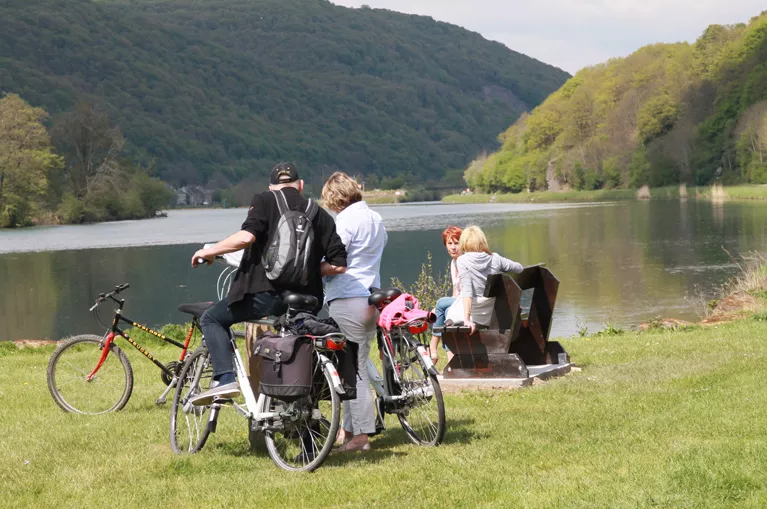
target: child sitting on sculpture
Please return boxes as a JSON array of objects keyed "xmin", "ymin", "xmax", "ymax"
[{"xmin": 445, "ymin": 225, "xmax": 524, "ymax": 334}]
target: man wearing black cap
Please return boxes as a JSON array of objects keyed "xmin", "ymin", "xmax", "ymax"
[{"xmin": 189, "ymin": 162, "xmax": 348, "ymax": 403}]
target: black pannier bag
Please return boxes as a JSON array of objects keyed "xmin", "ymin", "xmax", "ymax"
[
  {"xmin": 309, "ymin": 341, "xmax": 358, "ymax": 402},
  {"xmin": 253, "ymin": 332, "xmax": 313, "ymax": 402},
  {"xmin": 291, "ymin": 312, "xmax": 358, "ymax": 401},
  {"xmin": 334, "ymin": 341, "xmax": 359, "ymax": 401}
]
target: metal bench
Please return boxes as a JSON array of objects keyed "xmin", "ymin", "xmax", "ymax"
[{"xmin": 437, "ymin": 265, "xmax": 569, "ymax": 379}]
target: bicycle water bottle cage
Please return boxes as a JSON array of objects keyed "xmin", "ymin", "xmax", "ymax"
[
  {"xmin": 368, "ymin": 288, "xmax": 402, "ymax": 309},
  {"xmin": 280, "ymin": 291, "xmax": 318, "ymax": 312}
]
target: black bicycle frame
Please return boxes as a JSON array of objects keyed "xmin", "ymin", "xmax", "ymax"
[{"xmin": 106, "ymin": 297, "xmax": 197, "ymax": 378}]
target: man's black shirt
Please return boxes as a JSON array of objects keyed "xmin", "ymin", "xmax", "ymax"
[{"xmin": 227, "ymin": 187, "xmax": 347, "ymax": 305}]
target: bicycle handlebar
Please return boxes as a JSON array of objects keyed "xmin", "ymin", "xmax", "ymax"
[
  {"xmin": 195, "ymin": 255, "xmax": 225, "ymax": 266},
  {"xmin": 89, "ymin": 283, "xmax": 130, "ymax": 311}
]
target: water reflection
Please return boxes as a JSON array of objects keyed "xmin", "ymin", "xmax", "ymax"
[{"xmin": 0, "ymin": 201, "xmax": 765, "ymax": 341}]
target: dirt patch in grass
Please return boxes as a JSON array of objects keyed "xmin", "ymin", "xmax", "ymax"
[{"xmin": 12, "ymin": 339, "xmax": 57, "ymax": 349}]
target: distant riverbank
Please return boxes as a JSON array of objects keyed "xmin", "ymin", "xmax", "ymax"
[{"xmin": 442, "ymin": 184, "xmax": 767, "ymax": 204}]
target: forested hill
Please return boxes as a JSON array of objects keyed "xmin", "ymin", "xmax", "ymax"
[
  {"xmin": 0, "ymin": 0, "xmax": 568, "ymax": 188},
  {"xmin": 465, "ymin": 12, "xmax": 767, "ymax": 193}
]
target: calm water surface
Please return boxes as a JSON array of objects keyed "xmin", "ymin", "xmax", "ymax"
[{"xmin": 1, "ymin": 200, "xmax": 765, "ymax": 341}]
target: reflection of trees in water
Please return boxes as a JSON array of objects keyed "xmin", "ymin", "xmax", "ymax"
[
  {"xmin": 3, "ymin": 202, "xmax": 766, "ymax": 340},
  {"xmin": 0, "ymin": 252, "xmax": 58, "ymax": 341},
  {"xmin": 1, "ymin": 246, "xmax": 221, "ymax": 341},
  {"xmin": 712, "ymin": 201, "xmax": 725, "ymax": 229},
  {"xmin": 483, "ymin": 201, "xmax": 765, "ymax": 327}
]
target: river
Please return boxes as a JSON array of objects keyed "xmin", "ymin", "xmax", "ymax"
[{"xmin": 1, "ymin": 200, "xmax": 765, "ymax": 341}]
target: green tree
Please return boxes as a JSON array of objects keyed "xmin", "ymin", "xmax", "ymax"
[
  {"xmin": 628, "ymin": 147, "xmax": 651, "ymax": 187},
  {"xmin": 0, "ymin": 0, "xmax": 569, "ymax": 187},
  {"xmin": 0, "ymin": 94, "xmax": 62, "ymax": 227},
  {"xmin": 52, "ymin": 102, "xmax": 125, "ymax": 199},
  {"xmin": 471, "ymin": 12, "xmax": 767, "ymax": 191}
]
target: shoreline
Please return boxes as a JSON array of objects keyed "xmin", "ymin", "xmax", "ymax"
[
  {"xmin": 4, "ymin": 185, "xmax": 766, "ymax": 229},
  {"xmin": 442, "ymin": 184, "xmax": 767, "ymax": 204}
]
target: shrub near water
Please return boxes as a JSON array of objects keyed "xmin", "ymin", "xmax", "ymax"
[{"xmin": 390, "ymin": 252, "xmax": 452, "ymax": 312}]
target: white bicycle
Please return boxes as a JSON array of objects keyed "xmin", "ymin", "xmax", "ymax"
[{"xmin": 169, "ymin": 254, "xmax": 348, "ymax": 472}]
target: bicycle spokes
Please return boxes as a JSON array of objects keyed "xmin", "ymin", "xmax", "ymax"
[
  {"xmin": 47, "ymin": 335, "xmax": 133, "ymax": 415},
  {"xmin": 264, "ymin": 358, "xmax": 340, "ymax": 472},
  {"xmin": 170, "ymin": 348, "xmax": 213, "ymax": 454},
  {"xmin": 392, "ymin": 339, "xmax": 446, "ymax": 446}
]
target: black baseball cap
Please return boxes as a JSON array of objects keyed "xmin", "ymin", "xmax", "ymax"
[{"xmin": 270, "ymin": 162, "xmax": 300, "ymax": 185}]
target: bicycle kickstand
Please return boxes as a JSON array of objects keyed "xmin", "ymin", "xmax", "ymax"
[{"xmin": 155, "ymin": 378, "xmax": 177, "ymax": 406}]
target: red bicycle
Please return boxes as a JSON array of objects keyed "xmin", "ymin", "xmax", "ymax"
[{"xmin": 46, "ymin": 284, "xmax": 209, "ymax": 414}]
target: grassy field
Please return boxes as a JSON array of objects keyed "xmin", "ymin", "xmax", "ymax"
[
  {"xmin": 3, "ymin": 316, "xmax": 767, "ymax": 508},
  {"xmin": 442, "ymin": 184, "xmax": 767, "ymax": 204}
]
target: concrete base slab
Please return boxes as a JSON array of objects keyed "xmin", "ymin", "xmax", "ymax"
[{"xmin": 437, "ymin": 362, "xmax": 573, "ymax": 392}]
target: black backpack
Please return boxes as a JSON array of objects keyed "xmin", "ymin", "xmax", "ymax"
[{"xmin": 261, "ymin": 190, "xmax": 319, "ymax": 287}]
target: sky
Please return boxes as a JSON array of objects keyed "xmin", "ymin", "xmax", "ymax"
[{"xmin": 331, "ymin": 1, "xmax": 765, "ymax": 74}]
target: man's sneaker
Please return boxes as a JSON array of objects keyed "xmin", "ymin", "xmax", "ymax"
[{"xmin": 189, "ymin": 381, "xmax": 240, "ymax": 406}]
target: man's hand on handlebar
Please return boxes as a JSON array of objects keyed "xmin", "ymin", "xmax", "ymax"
[{"xmin": 191, "ymin": 249, "xmax": 215, "ymax": 268}]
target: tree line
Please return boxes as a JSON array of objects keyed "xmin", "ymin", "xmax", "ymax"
[
  {"xmin": 0, "ymin": 0, "xmax": 569, "ymax": 193},
  {"xmin": 465, "ymin": 12, "xmax": 767, "ymax": 193},
  {"xmin": 0, "ymin": 94, "xmax": 172, "ymax": 228}
]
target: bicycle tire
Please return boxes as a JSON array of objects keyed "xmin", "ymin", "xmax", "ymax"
[
  {"xmin": 170, "ymin": 346, "xmax": 214, "ymax": 454},
  {"xmin": 398, "ymin": 371, "xmax": 446, "ymax": 446},
  {"xmin": 393, "ymin": 338, "xmax": 446, "ymax": 446},
  {"xmin": 264, "ymin": 356, "xmax": 340, "ymax": 472},
  {"xmin": 47, "ymin": 334, "xmax": 134, "ymax": 415}
]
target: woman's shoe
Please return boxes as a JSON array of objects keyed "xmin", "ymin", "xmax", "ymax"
[{"xmin": 336, "ymin": 440, "xmax": 371, "ymax": 453}]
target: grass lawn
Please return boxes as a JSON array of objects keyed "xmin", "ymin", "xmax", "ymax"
[{"xmin": 3, "ymin": 318, "xmax": 767, "ymax": 508}]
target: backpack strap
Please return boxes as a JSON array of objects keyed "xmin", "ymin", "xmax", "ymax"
[
  {"xmin": 298, "ymin": 200, "xmax": 319, "ymax": 287},
  {"xmin": 304, "ymin": 199, "xmax": 319, "ymax": 221},
  {"xmin": 271, "ymin": 189, "xmax": 290, "ymax": 215}
]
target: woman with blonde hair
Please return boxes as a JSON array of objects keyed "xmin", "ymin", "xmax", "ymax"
[
  {"xmin": 445, "ymin": 225, "xmax": 524, "ymax": 334},
  {"xmin": 321, "ymin": 171, "xmax": 387, "ymax": 453}
]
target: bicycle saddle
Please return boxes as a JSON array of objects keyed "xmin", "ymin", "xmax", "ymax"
[
  {"xmin": 280, "ymin": 291, "xmax": 318, "ymax": 311},
  {"xmin": 368, "ymin": 288, "xmax": 402, "ymax": 308},
  {"xmin": 178, "ymin": 301, "xmax": 215, "ymax": 318}
]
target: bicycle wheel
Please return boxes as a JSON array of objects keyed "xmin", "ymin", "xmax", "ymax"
[
  {"xmin": 170, "ymin": 346, "xmax": 214, "ymax": 454},
  {"xmin": 393, "ymin": 339, "xmax": 446, "ymax": 446},
  {"xmin": 47, "ymin": 334, "xmax": 133, "ymax": 415},
  {"xmin": 264, "ymin": 354, "xmax": 340, "ymax": 472}
]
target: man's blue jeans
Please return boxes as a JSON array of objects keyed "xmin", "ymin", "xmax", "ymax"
[{"xmin": 200, "ymin": 292, "xmax": 281, "ymax": 378}]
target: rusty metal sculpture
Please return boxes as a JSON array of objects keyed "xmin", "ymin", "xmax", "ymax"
[{"xmin": 438, "ymin": 265, "xmax": 569, "ymax": 379}]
